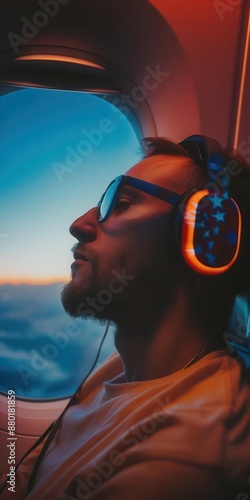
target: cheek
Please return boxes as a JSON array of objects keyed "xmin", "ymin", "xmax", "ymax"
[
  {"xmin": 121, "ymin": 221, "xmax": 172, "ymax": 276},
  {"xmin": 98, "ymin": 212, "xmax": 175, "ymax": 278},
  {"xmin": 93, "ymin": 239, "xmax": 126, "ymax": 283}
]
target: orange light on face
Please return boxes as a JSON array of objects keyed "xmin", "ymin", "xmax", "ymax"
[
  {"xmin": 181, "ymin": 189, "xmax": 242, "ymax": 275},
  {"xmin": 15, "ymin": 55, "xmax": 105, "ymax": 71}
]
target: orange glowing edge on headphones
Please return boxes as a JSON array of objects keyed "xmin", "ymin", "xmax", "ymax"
[{"xmin": 181, "ymin": 189, "xmax": 242, "ymax": 275}]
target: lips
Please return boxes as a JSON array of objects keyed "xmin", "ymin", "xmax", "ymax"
[
  {"xmin": 71, "ymin": 252, "xmax": 90, "ymax": 276},
  {"xmin": 73, "ymin": 250, "xmax": 90, "ymax": 262}
]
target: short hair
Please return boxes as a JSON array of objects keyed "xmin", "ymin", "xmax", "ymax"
[{"xmin": 140, "ymin": 136, "xmax": 250, "ymax": 337}]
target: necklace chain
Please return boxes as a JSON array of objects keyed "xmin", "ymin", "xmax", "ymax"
[{"xmin": 183, "ymin": 348, "xmax": 208, "ymax": 370}]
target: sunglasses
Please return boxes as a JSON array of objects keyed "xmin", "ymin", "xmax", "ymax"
[{"xmin": 97, "ymin": 175, "xmax": 181, "ymax": 222}]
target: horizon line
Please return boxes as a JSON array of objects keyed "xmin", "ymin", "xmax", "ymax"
[{"xmin": 0, "ymin": 276, "xmax": 69, "ymax": 286}]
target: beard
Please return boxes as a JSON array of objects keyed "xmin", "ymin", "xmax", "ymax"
[
  {"xmin": 61, "ymin": 265, "xmax": 137, "ymax": 322},
  {"xmin": 61, "ymin": 249, "xmax": 180, "ymax": 329},
  {"xmin": 62, "ymin": 214, "xmax": 180, "ymax": 326},
  {"xmin": 61, "ymin": 280, "xmax": 91, "ymax": 318},
  {"xmin": 61, "ymin": 259, "xmax": 106, "ymax": 319}
]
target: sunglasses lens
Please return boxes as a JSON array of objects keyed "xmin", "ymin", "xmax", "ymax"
[{"xmin": 99, "ymin": 180, "xmax": 118, "ymax": 221}]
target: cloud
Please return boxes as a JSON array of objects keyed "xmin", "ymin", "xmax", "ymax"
[{"xmin": 0, "ymin": 284, "xmax": 114, "ymax": 399}]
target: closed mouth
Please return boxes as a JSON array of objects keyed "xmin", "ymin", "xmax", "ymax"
[{"xmin": 73, "ymin": 251, "xmax": 90, "ymax": 262}]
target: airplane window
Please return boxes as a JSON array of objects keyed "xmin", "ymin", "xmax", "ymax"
[{"xmin": 0, "ymin": 88, "xmax": 140, "ymax": 400}]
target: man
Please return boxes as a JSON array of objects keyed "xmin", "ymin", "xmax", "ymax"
[{"xmin": 1, "ymin": 135, "xmax": 250, "ymax": 499}]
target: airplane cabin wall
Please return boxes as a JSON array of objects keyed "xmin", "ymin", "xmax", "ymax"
[
  {"xmin": 1, "ymin": 0, "xmax": 249, "ymax": 151},
  {"xmin": 149, "ymin": 0, "xmax": 249, "ymax": 150}
]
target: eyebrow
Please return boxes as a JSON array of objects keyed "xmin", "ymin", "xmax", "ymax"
[
  {"xmin": 124, "ymin": 175, "xmax": 181, "ymax": 205},
  {"xmin": 120, "ymin": 185, "xmax": 140, "ymax": 196},
  {"xmin": 119, "ymin": 184, "xmax": 157, "ymax": 205}
]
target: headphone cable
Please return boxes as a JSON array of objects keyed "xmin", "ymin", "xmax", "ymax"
[{"xmin": 0, "ymin": 321, "xmax": 110, "ymax": 496}]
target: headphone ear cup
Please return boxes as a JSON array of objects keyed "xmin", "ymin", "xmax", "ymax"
[{"xmin": 176, "ymin": 190, "xmax": 242, "ymax": 275}]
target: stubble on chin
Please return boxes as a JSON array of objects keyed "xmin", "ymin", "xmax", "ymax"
[
  {"xmin": 61, "ymin": 280, "xmax": 82, "ymax": 317},
  {"xmin": 61, "ymin": 274, "xmax": 112, "ymax": 320}
]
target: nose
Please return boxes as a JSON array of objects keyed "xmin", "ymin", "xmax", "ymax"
[{"xmin": 70, "ymin": 207, "xmax": 99, "ymax": 242}]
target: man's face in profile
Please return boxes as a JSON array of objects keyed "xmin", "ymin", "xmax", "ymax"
[{"xmin": 61, "ymin": 155, "xmax": 190, "ymax": 324}]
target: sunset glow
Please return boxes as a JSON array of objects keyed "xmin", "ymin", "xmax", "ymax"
[{"xmin": 0, "ymin": 88, "xmax": 140, "ymax": 285}]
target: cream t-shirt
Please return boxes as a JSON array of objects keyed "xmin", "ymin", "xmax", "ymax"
[{"xmin": 1, "ymin": 349, "xmax": 250, "ymax": 499}]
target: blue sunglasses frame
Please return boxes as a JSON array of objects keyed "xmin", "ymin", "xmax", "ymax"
[{"xmin": 97, "ymin": 175, "xmax": 181, "ymax": 222}]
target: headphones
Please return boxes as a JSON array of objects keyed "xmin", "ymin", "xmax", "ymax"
[{"xmin": 176, "ymin": 135, "xmax": 242, "ymax": 276}]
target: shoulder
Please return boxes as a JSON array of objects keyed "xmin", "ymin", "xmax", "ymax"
[
  {"xmin": 76, "ymin": 351, "xmax": 123, "ymax": 401},
  {"xmin": 183, "ymin": 349, "xmax": 250, "ymax": 405},
  {"xmin": 182, "ymin": 349, "xmax": 250, "ymax": 438},
  {"xmin": 220, "ymin": 354, "xmax": 250, "ymax": 490},
  {"xmin": 181, "ymin": 350, "xmax": 250, "ymax": 491}
]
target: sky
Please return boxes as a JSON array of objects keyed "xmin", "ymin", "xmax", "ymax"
[{"xmin": 0, "ymin": 88, "xmax": 140, "ymax": 284}]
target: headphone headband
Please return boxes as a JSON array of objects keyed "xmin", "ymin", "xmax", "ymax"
[{"xmin": 179, "ymin": 134, "xmax": 225, "ymax": 168}]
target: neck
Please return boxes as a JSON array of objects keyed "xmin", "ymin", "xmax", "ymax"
[{"xmin": 114, "ymin": 285, "xmax": 223, "ymax": 382}]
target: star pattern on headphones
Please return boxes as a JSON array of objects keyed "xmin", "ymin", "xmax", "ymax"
[
  {"xmin": 205, "ymin": 252, "xmax": 217, "ymax": 266},
  {"xmin": 209, "ymin": 194, "xmax": 224, "ymax": 209},
  {"xmin": 211, "ymin": 210, "xmax": 226, "ymax": 223},
  {"xmin": 224, "ymin": 230, "xmax": 238, "ymax": 245},
  {"xmin": 193, "ymin": 193, "xmax": 238, "ymax": 267}
]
